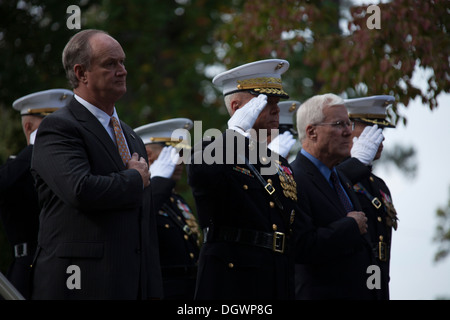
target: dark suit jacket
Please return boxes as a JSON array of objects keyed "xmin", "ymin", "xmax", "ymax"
[
  {"xmin": 0, "ymin": 145, "xmax": 39, "ymax": 298},
  {"xmin": 30, "ymin": 98, "xmax": 162, "ymax": 300},
  {"xmin": 187, "ymin": 130, "xmax": 299, "ymax": 299},
  {"xmin": 290, "ymin": 152, "xmax": 377, "ymax": 300}
]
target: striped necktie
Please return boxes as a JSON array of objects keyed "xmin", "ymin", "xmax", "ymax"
[
  {"xmin": 110, "ymin": 116, "xmax": 131, "ymax": 165},
  {"xmin": 330, "ymin": 171, "xmax": 353, "ymax": 213}
]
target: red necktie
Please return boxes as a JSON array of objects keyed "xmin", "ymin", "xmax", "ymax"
[
  {"xmin": 330, "ymin": 171, "xmax": 353, "ymax": 213},
  {"xmin": 110, "ymin": 116, "xmax": 131, "ymax": 165}
]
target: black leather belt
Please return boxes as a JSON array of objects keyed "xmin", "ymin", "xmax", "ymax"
[{"xmin": 204, "ymin": 226, "xmax": 286, "ymax": 254}]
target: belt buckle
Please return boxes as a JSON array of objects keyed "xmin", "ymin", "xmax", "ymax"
[
  {"xmin": 273, "ymin": 232, "xmax": 285, "ymax": 253},
  {"xmin": 183, "ymin": 225, "xmax": 192, "ymax": 235},
  {"xmin": 14, "ymin": 242, "xmax": 28, "ymax": 258},
  {"xmin": 372, "ymin": 197, "xmax": 382, "ymax": 209},
  {"xmin": 265, "ymin": 183, "xmax": 275, "ymax": 195}
]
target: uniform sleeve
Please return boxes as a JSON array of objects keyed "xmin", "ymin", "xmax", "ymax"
[
  {"xmin": 337, "ymin": 157, "xmax": 372, "ymax": 184},
  {"xmin": 0, "ymin": 145, "xmax": 33, "ymax": 193}
]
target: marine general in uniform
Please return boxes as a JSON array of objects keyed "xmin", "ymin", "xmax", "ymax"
[{"xmin": 187, "ymin": 59, "xmax": 300, "ymax": 299}]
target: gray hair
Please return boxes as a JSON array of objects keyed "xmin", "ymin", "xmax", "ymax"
[
  {"xmin": 296, "ymin": 93, "xmax": 344, "ymax": 143},
  {"xmin": 224, "ymin": 91, "xmax": 241, "ymax": 115},
  {"xmin": 62, "ymin": 29, "xmax": 108, "ymax": 88}
]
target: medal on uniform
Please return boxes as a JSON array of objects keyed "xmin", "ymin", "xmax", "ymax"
[
  {"xmin": 380, "ymin": 190, "xmax": 398, "ymax": 230},
  {"xmin": 275, "ymin": 161, "xmax": 297, "ymax": 201}
]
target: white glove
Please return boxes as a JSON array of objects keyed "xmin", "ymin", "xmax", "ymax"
[
  {"xmin": 268, "ymin": 131, "xmax": 296, "ymax": 158},
  {"xmin": 149, "ymin": 146, "xmax": 180, "ymax": 178},
  {"xmin": 227, "ymin": 94, "xmax": 268, "ymax": 135},
  {"xmin": 351, "ymin": 125, "xmax": 384, "ymax": 165},
  {"xmin": 29, "ymin": 129, "xmax": 38, "ymax": 145}
]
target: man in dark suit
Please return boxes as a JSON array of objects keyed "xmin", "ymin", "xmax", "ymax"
[
  {"xmin": 338, "ymin": 95, "xmax": 398, "ymax": 299},
  {"xmin": 0, "ymin": 89, "xmax": 72, "ymax": 299},
  {"xmin": 135, "ymin": 118, "xmax": 200, "ymax": 299},
  {"xmin": 187, "ymin": 59, "xmax": 301, "ymax": 299},
  {"xmin": 291, "ymin": 93, "xmax": 377, "ymax": 299},
  {"xmin": 30, "ymin": 29, "xmax": 162, "ymax": 299}
]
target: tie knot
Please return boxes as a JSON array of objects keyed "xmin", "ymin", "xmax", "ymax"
[
  {"xmin": 330, "ymin": 171, "xmax": 339, "ymax": 183},
  {"xmin": 111, "ymin": 116, "xmax": 120, "ymax": 127}
]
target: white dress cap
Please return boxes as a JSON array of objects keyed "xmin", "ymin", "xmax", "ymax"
[
  {"xmin": 13, "ymin": 89, "xmax": 73, "ymax": 116},
  {"xmin": 134, "ymin": 118, "xmax": 194, "ymax": 148},
  {"xmin": 212, "ymin": 59, "xmax": 290, "ymax": 98},
  {"xmin": 344, "ymin": 95, "xmax": 396, "ymax": 128}
]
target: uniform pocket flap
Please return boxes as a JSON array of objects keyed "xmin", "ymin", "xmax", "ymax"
[{"xmin": 56, "ymin": 242, "xmax": 104, "ymax": 259}]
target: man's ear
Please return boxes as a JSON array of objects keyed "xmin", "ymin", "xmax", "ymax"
[
  {"xmin": 23, "ymin": 120, "xmax": 33, "ymax": 138},
  {"xmin": 74, "ymin": 64, "xmax": 87, "ymax": 84},
  {"xmin": 230, "ymin": 99, "xmax": 240, "ymax": 114},
  {"xmin": 306, "ymin": 124, "xmax": 317, "ymax": 140}
]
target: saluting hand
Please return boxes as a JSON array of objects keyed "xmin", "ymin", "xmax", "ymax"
[
  {"xmin": 127, "ymin": 152, "xmax": 151, "ymax": 187},
  {"xmin": 227, "ymin": 94, "xmax": 268, "ymax": 135}
]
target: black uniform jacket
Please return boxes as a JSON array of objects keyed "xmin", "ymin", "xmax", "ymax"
[
  {"xmin": 338, "ymin": 157, "xmax": 396, "ymax": 300},
  {"xmin": 151, "ymin": 176, "xmax": 200, "ymax": 300},
  {"xmin": 0, "ymin": 145, "xmax": 39, "ymax": 298},
  {"xmin": 290, "ymin": 152, "xmax": 377, "ymax": 300},
  {"xmin": 30, "ymin": 98, "xmax": 162, "ymax": 300},
  {"xmin": 187, "ymin": 130, "xmax": 301, "ymax": 299}
]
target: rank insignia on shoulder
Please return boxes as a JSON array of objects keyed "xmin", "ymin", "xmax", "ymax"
[{"xmin": 233, "ymin": 166, "xmax": 253, "ymax": 177}]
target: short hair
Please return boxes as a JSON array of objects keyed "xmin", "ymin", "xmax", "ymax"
[
  {"xmin": 62, "ymin": 29, "xmax": 108, "ymax": 89},
  {"xmin": 224, "ymin": 91, "xmax": 254, "ymax": 115},
  {"xmin": 296, "ymin": 93, "xmax": 344, "ymax": 143}
]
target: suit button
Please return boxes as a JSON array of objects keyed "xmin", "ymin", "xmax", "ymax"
[
  {"xmin": 184, "ymin": 234, "xmax": 189, "ymax": 240},
  {"xmin": 165, "ymin": 224, "xmax": 170, "ymax": 229},
  {"xmin": 272, "ymin": 224, "xmax": 278, "ymax": 231},
  {"xmin": 269, "ymin": 201, "xmax": 275, "ymax": 208},
  {"xmin": 189, "ymin": 253, "xmax": 195, "ymax": 259},
  {"xmin": 243, "ymin": 184, "xmax": 248, "ymax": 190},
  {"xmin": 377, "ymin": 216, "xmax": 382, "ymax": 222},
  {"xmin": 228, "ymin": 263, "xmax": 234, "ymax": 268},
  {"xmin": 267, "ymin": 179, "xmax": 273, "ymax": 185}
]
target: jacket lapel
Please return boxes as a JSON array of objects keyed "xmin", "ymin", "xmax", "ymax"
[
  {"xmin": 298, "ymin": 153, "xmax": 347, "ymax": 216},
  {"xmin": 67, "ymin": 98, "xmax": 126, "ymax": 169}
]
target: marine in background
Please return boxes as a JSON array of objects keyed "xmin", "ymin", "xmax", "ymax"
[{"xmin": 135, "ymin": 118, "xmax": 200, "ymax": 299}]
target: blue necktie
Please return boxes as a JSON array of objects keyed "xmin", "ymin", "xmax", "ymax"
[{"xmin": 330, "ymin": 171, "xmax": 353, "ymax": 213}]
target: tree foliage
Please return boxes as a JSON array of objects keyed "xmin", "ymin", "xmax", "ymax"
[
  {"xmin": 308, "ymin": 0, "xmax": 449, "ymax": 126},
  {"xmin": 434, "ymin": 187, "xmax": 450, "ymax": 263}
]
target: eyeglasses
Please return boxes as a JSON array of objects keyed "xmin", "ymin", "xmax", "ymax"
[{"xmin": 314, "ymin": 120, "xmax": 353, "ymax": 130}]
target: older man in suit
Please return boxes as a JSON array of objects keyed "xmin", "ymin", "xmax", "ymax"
[
  {"xmin": 291, "ymin": 93, "xmax": 377, "ymax": 299},
  {"xmin": 30, "ymin": 29, "xmax": 162, "ymax": 299}
]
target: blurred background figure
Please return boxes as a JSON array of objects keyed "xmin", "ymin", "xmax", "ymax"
[
  {"xmin": 135, "ymin": 118, "xmax": 200, "ymax": 300},
  {"xmin": 0, "ymin": 89, "xmax": 73, "ymax": 299},
  {"xmin": 338, "ymin": 95, "xmax": 398, "ymax": 299},
  {"xmin": 268, "ymin": 100, "xmax": 300, "ymax": 159}
]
